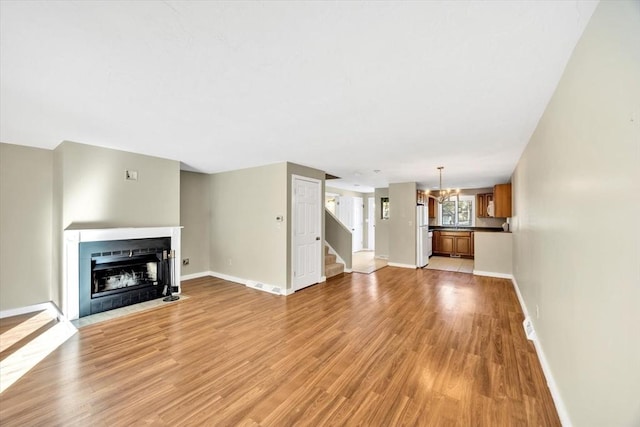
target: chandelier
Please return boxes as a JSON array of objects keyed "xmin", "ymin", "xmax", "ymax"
[{"xmin": 430, "ymin": 166, "xmax": 459, "ymax": 204}]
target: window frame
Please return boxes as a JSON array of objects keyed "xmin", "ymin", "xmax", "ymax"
[{"xmin": 438, "ymin": 194, "xmax": 475, "ymax": 227}]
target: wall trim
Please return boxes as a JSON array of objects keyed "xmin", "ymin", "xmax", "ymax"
[
  {"xmin": 0, "ymin": 302, "xmax": 57, "ymax": 319},
  {"xmin": 472, "ymin": 270, "xmax": 514, "ymax": 280},
  {"xmin": 511, "ymin": 277, "xmax": 572, "ymax": 427},
  {"xmin": 180, "ymin": 271, "xmax": 212, "ymax": 281},
  {"xmin": 387, "ymin": 262, "xmax": 416, "ymax": 269},
  {"xmin": 208, "ymin": 270, "xmax": 288, "ymax": 296}
]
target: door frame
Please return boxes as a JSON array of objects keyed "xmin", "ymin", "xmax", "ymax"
[
  {"xmin": 291, "ymin": 174, "xmax": 323, "ymax": 291},
  {"xmin": 367, "ymin": 196, "xmax": 375, "ymax": 250},
  {"xmin": 352, "ymin": 196, "xmax": 364, "ymax": 252}
]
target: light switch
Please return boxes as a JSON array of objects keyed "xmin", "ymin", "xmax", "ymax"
[{"xmin": 125, "ymin": 170, "xmax": 138, "ymax": 181}]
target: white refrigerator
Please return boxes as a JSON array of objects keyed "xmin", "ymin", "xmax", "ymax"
[{"xmin": 416, "ymin": 206, "xmax": 430, "ymax": 267}]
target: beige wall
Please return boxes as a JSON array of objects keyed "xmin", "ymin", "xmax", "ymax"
[
  {"xmin": 209, "ymin": 163, "xmax": 288, "ymax": 288},
  {"xmin": 287, "ymin": 162, "xmax": 325, "ymax": 288},
  {"xmin": 374, "ymin": 187, "xmax": 389, "ymax": 258},
  {"xmin": 180, "ymin": 171, "xmax": 210, "ymax": 275},
  {"xmin": 511, "ymin": 2, "xmax": 640, "ymax": 425},
  {"xmin": 0, "ymin": 144, "xmax": 53, "ymax": 310},
  {"xmin": 56, "ymin": 141, "xmax": 180, "ymax": 229},
  {"xmin": 473, "ymin": 232, "xmax": 512, "ymax": 275},
  {"xmin": 388, "ymin": 182, "xmax": 417, "ymax": 266}
]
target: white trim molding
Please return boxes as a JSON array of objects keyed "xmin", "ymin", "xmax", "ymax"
[
  {"xmin": 388, "ymin": 262, "xmax": 417, "ymax": 269},
  {"xmin": 208, "ymin": 271, "xmax": 288, "ymax": 296},
  {"xmin": 181, "ymin": 271, "xmax": 212, "ymax": 281},
  {"xmin": 511, "ymin": 277, "xmax": 572, "ymax": 427},
  {"xmin": 473, "ymin": 270, "xmax": 514, "ymax": 280}
]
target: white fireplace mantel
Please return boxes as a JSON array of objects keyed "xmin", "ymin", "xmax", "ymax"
[{"xmin": 63, "ymin": 226, "xmax": 182, "ymax": 320}]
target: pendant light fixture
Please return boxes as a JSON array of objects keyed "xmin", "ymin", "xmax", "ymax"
[{"xmin": 431, "ymin": 166, "xmax": 459, "ymax": 204}]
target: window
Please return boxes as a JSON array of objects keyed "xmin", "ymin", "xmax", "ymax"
[
  {"xmin": 381, "ymin": 197, "xmax": 390, "ymax": 220},
  {"xmin": 439, "ymin": 195, "xmax": 475, "ymax": 227}
]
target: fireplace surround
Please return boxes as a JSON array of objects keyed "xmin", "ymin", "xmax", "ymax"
[{"xmin": 63, "ymin": 227, "xmax": 182, "ymax": 320}]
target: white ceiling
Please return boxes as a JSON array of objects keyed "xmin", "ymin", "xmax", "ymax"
[{"xmin": 0, "ymin": 1, "xmax": 597, "ymax": 192}]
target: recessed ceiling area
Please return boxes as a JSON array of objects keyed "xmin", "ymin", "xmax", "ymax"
[{"xmin": 0, "ymin": 1, "xmax": 598, "ymax": 192}]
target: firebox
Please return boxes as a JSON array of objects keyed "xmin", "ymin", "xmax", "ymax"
[{"xmin": 79, "ymin": 237, "xmax": 173, "ymax": 317}]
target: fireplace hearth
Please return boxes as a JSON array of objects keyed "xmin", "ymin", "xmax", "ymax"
[{"xmin": 79, "ymin": 237, "xmax": 173, "ymax": 317}]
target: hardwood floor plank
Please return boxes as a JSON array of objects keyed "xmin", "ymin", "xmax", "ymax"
[{"xmin": 0, "ymin": 268, "xmax": 560, "ymax": 426}]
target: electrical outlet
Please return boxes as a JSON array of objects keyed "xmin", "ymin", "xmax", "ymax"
[
  {"xmin": 536, "ymin": 305, "xmax": 540, "ymax": 319},
  {"xmin": 182, "ymin": 258, "xmax": 189, "ymax": 266},
  {"xmin": 523, "ymin": 317, "xmax": 536, "ymax": 341},
  {"xmin": 228, "ymin": 258, "xmax": 232, "ymax": 266}
]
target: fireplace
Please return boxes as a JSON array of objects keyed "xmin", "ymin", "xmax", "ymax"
[
  {"xmin": 78, "ymin": 237, "xmax": 174, "ymax": 317},
  {"xmin": 63, "ymin": 227, "xmax": 182, "ymax": 320}
]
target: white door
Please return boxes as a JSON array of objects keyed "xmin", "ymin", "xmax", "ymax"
[
  {"xmin": 367, "ymin": 197, "xmax": 375, "ymax": 250},
  {"xmin": 292, "ymin": 175, "xmax": 322, "ymax": 291},
  {"xmin": 338, "ymin": 196, "xmax": 353, "ymax": 230},
  {"xmin": 353, "ymin": 197, "xmax": 363, "ymax": 252}
]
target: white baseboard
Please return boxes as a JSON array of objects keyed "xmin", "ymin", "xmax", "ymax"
[
  {"xmin": 180, "ymin": 271, "xmax": 212, "ymax": 281},
  {"xmin": 0, "ymin": 302, "xmax": 57, "ymax": 319},
  {"xmin": 208, "ymin": 270, "xmax": 289, "ymax": 296},
  {"xmin": 387, "ymin": 262, "xmax": 417, "ymax": 269},
  {"xmin": 511, "ymin": 277, "xmax": 572, "ymax": 427},
  {"xmin": 473, "ymin": 270, "xmax": 514, "ymax": 280}
]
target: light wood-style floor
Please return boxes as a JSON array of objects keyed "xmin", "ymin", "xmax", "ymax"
[
  {"xmin": 351, "ymin": 250, "xmax": 388, "ymax": 274},
  {"xmin": 0, "ymin": 268, "xmax": 560, "ymax": 426}
]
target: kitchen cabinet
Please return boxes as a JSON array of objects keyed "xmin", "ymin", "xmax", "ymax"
[
  {"xmin": 428, "ymin": 198, "xmax": 436, "ymax": 219},
  {"xmin": 493, "ymin": 183, "xmax": 512, "ymax": 217},
  {"xmin": 416, "ymin": 190, "xmax": 427, "ymax": 205},
  {"xmin": 476, "ymin": 193, "xmax": 493, "ymax": 218},
  {"xmin": 433, "ymin": 230, "xmax": 474, "ymax": 258}
]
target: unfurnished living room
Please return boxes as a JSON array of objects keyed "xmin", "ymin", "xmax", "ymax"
[{"xmin": 0, "ymin": 1, "xmax": 638, "ymax": 426}]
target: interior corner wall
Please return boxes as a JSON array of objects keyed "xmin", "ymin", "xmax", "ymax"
[
  {"xmin": 511, "ymin": 1, "xmax": 640, "ymax": 425},
  {"xmin": 374, "ymin": 187, "xmax": 389, "ymax": 258},
  {"xmin": 286, "ymin": 162, "xmax": 325, "ymax": 288},
  {"xmin": 209, "ymin": 163, "xmax": 288, "ymax": 288},
  {"xmin": 0, "ymin": 143, "xmax": 53, "ymax": 310},
  {"xmin": 180, "ymin": 171, "xmax": 211, "ymax": 276},
  {"xmin": 56, "ymin": 141, "xmax": 180, "ymax": 229},
  {"xmin": 388, "ymin": 182, "xmax": 417, "ymax": 266}
]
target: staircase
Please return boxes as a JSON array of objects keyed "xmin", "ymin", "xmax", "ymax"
[{"xmin": 324, "ymin": 244, "xmax": 345, "ymax": 279}]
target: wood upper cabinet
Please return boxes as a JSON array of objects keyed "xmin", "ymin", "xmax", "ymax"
[
  {"xmin": 428, "ymin": 198, "xmax": 436, "ymax": 219},
  {"xmin": 476, "ymin": 193, "xmax": 494, "ymax": 218},
  {"xmin": 493, "ymin": 183, "xmax": 512, "ymax": 218}
]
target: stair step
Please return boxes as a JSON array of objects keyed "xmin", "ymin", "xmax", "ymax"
[
  {"xmin": 325, "ymin": 253, "xmax": 336, "ymax": 265},
  {"xmin": 325, "ymin": 262, "xmax": 345, "ymax": 279}
]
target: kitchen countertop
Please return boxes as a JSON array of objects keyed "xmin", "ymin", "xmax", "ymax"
[{"xmin": 430, "ymin": 226, "xmax": 506, "ymax": 232}]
